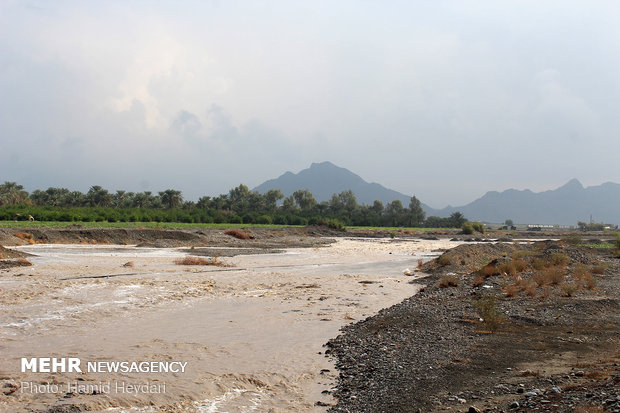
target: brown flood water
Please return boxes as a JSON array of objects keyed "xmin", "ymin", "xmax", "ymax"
[{"xmin": 0, "ymin": 238, "xmax": 460, "ymax": 412}]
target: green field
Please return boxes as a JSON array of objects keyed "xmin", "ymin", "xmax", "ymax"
[{"xmin": 0, "ymin": 221, "xmax": 456, "ymax": 231}]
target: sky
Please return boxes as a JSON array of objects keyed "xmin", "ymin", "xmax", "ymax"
[{"xmin": 1, "ymin": 0, "xmax": 620, "ymax": 208}]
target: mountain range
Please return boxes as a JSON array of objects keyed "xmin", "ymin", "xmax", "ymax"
[{"xmin": 253, "ymin": 162, "xmax": 620, "ymax": 225}]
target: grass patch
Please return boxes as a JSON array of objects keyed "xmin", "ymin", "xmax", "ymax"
[
  {"xmin": 532, "ymin": 257, "xmax": 549, "ymax": 270},
  {"xmin": 561, "ymin": 284, "xmax": 578, "ymax": 297},
  {"xmin": 550, "ymin": 252, "xmax": 570, "ymax": 266},
  {"xmin": 582, "ymin": 273, "xmax": 597, "ymax": 290},
  {"xmin": 533, "ymin": 267, "xmax": 565, "ymax": 286},
  {"xmin": 562, "ymin": 234, "xmax": 582, "ymax": 245},
  {"xmin": 438, "ymin": 275, "xmax": 459, "ymax": 288},
  {"xmin": 503, "ymin": 284, "xmax": 519, "ymax": 297},
  {"xmin": 512, "ymin": 250, "xmax": 539, "ymax": 259},
  {"xmin": 580, "ymin": 242, "xmax": 615, "ymax": 249}
]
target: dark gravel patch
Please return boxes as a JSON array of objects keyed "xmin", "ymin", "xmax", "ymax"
[{"xmin": 325, "ymin": 241, "xmax": 620, "ymax": 412}]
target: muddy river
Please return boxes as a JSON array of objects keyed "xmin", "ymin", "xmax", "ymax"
[{"xmin": 0, "ymin": 238, "xmax": 460, "ymax": 412}]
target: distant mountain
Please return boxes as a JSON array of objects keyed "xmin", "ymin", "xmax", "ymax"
[
  {"xmin": 255, "ymin": 163, "xmax": 620, "ymax": 225},
  {"xmin": 430, "ymin": 179, "xmax": 620, "ymax": 225},
  {"xmin": 253, "ymin": 161, "xmax": 426, "ymax": 208}
]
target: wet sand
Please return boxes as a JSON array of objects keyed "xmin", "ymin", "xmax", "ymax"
[{"xmin": 0, "ymin": 238, "xmax": 459, "ymax": 412}]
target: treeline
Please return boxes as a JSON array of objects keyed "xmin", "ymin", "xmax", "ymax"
[{"xmin": 0, "ymin": 182, "xmax": 467, "ymax": 228}]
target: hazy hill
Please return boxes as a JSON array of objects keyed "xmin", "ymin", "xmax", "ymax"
[
  {"xmin": 253, "ymin": 161, "xmax": 425, "ymax": 208},
  {"xmin": 430, "ymin": 179, "xmax": 620, "ymax": 225}
]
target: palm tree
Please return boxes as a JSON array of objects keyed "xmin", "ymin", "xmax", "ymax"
[
  {"xmin": 159, "ymin": 189, "xmax": 183, "ymax": 209},
  {"xmin": 0, "ymin": 182, "xmax": 29, "ymax": 205},
  {"xmin": 86, "ymin": 186, "xmax": 112, "ymax": 207}
]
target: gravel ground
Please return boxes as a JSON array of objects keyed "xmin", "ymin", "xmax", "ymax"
[{"xmin": 325, "ymin": 241, "xmax": 620, "ymax": 412}]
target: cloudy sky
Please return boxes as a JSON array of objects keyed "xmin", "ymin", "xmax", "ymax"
[{"xmin": 1, "ymin": 1, "xmax": 619, "ymax": 208}]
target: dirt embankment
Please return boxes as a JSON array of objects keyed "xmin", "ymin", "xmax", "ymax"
[
  {"xmin": 0, "ymin": 226, "xmax": 343, "ymax": 249},
  {"xmin": 326, "ymin": 241, "xmax": 620, "ymax": 412}
]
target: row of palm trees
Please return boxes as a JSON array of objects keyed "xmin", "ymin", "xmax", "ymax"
[{"xmin": 0, "ymin": 182, "xmax": 184, "ymax": 210}]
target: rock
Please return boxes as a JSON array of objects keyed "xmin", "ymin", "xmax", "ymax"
[
  {"xmin": 551, "ymin": 386, "xmax": 562, "ymax": 394},
  {"xmin": 403, "ymin": 268, "xmax": 413, "ymax": 276},
  {"xmin": 468, "ymin": 407, "xmax": 482, "ymax": 413},
  {"xmin": 525, "ymin": 389, "xmax": 541, "ymax": 397},
  {"xmin": 2, "ymin": 381, "xmax": 18, "ymax": 395},
  {"xmin": 510, "ymin": 401, "xmax": 520, "ymax": 409},
  {"xmin": 456, "ymin": 397, "xmax": 466, "ymax": 403}
]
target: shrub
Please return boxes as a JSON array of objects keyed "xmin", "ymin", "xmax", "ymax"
[
  {"xmin": 472, "ymin": 221, "xmax": 485, "ymax": 233},
  {"xmin": 574, "ymin": 263, "xmax": 589, "ymax": 279},
  {"xmin": 590, "ymin": 265, "xmax": 605, "ymax": 275},
  {"xmin": 317, "ymin": 218, "xmax": 345, "ymax": 230},
  {"xmin": 533, "ymin": 267, "xmax": 565, "ymax": 286},
  {"xmin": 472, "ymin": 274, "xmax": 486, "ymax": 287},
  {"xmin": 532, "ymin": 258, "xmax": 549, "ymax": 270},
  {"xmin": 513, "ymin": 250, "xmax": 538, "ymax": 259},
  {"xmin": 462, "ymin": 222, "xmax": 474, "ymax": 235},
  {"xmin": 439, "ymin": 275, "xmax": 459, "ymax": 288},
  {"xmin": 498, "ymin": 261, "xmax": 517, "ymax": 276},
  {"xmin": 562, "ymin": 234, "xmax": 582, "ymax": 245},
  {"xmin": 582, "ymin": 273, "xmax": 597, "ymax": 290},
  {"xmin": 255, "ymin": 215, "xmax": 273, "ymax": 225},
  {"xmin": 550, "ymin": 252, "xmax": 570, "ymax": 266},
  {"xmin": 174, "ymin": 256, "xmax": 232, "ymax": 267},
  {"xmin": 224, "ymin": 229, "xmax": 252, "ymax": 240},
  {"xmin": 480, "ymin": 264, "xmax": 499, "ymax": 278},
  {"xmin": 504, "ymin": 283, "xmax": 519, "ymax": 297},
  {"xmin": 561, "ymin": 284, "xmax": 578, "ymax": 297},
  {"xmin": 473, "ymin": 294, "xmax": 505, "ymax": 332},
  {"xmin": 228, "ymin": 215, "xmax": 243, "ymax": 224},
  {"xmin": 438, "ymin": 254, "xmax": 452, "ymax": 266},
  {"xmin": 522, "ymin": 281, "xmax": 537, "ymax": 297}
]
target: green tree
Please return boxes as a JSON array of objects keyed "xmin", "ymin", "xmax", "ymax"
[
  {"xmin": 330, "ymin": 190, "xmax": 357, "ymax": 220},
  {"xmin": 228, "ymin": 184, "xmax": 251, "ymax": 213},
  {"xmin": 159, "ymin": 189, "xmax": 183, "ymax": 209},
  {"xmin": 385, "ymin": 200, "xmax": 404, "ymax": 226},
  {"xmin": 282, "ymin": 195, "xmax": 298, "ymax": 212},
  {"xmin": 0, "ymin": 182, "xmax": 29, "ymax": 205},
  {"xmin": 293, "ymin": 189, "xmax": 317, "ymax": 211},
  {"xmin": 407, "ymin": 196, "xmax": 426, "ymax": 227},
  {"xmin": 86, "ymin": 186, "xmax": 112, "ymax": 207},
  {"xmin": 196, "ymin": 196, "xmax": 212, "ymax": 209},
  {"xmin": 264, "ymin": 189, "xmax": 284, "ymax": 210},
  {"xmin": 449, "ymin": 212, "xmax": 466, "ymax": 228}
]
